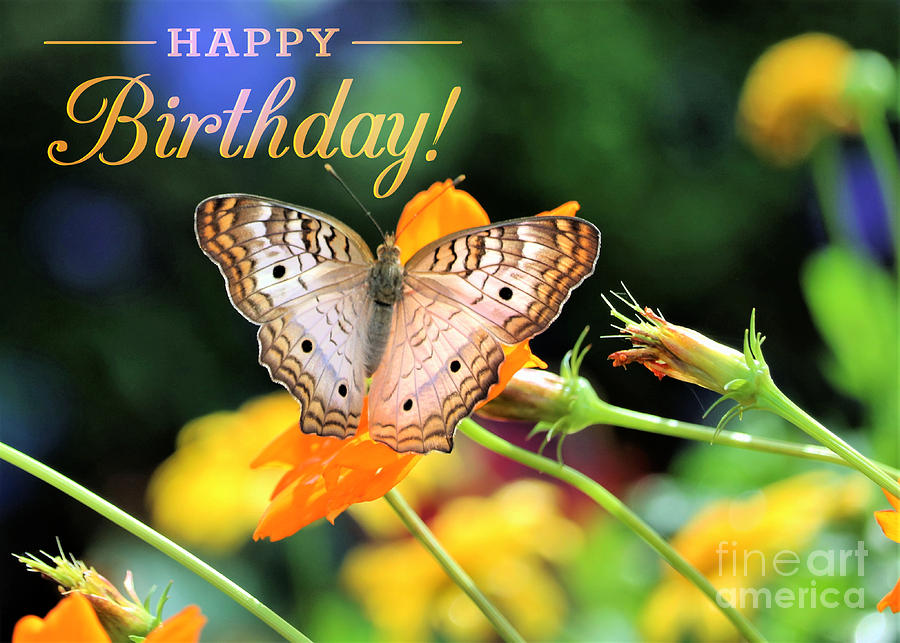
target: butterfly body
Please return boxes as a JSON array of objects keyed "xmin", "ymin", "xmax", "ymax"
[
  {"xmin": 196, "ymin": 193, "xmax": 600, "ymax": 454},
  {"xmin": 365, "ymin": 237, "xmax": 404, "ymax": 375}
]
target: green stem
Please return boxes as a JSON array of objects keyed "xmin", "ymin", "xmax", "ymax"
[
  {"xmin": 383, "ymin": 489, "xmax": 524, "ymax": 643},
  {"xmin": 587, "ymin": 398, "xmax": 900, "ymax": 478},
  {"xmin": 756, "ymin": 384, "xmax": 900, "ymax": 498},
  {"xmin": 0, "ymin": 441, "xmax": 309, "ymax": 643},
  {"xmin": 810, "ymin": 138, "xmax": 846, "ymax": 244},
  {"xmin": 457, "ymin": 419, "xmax": 766, "ymax": 643},
  {"xmin": 858, "ymin": 108, "xmax": 899, "ymax": 237},
  {"xmin": 858, "ymin": 106, "xmax": 900, "ymax": 287}
]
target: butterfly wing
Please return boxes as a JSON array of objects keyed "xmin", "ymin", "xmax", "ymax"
[
  {"xmin": 368, "ymin": 216, "xmax": 600, "ymax": 452},
  {"xmin": 196, "ymin": 194, "xmax": 374, "ymax": 438}
]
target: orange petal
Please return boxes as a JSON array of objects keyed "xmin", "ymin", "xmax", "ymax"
[
  {"xmin": 254, "ymin": 398, "xmax": 421, "ymax": 540},
  {"xmin": 395, "ymin": 181, "xmax": 490, "ymax": 263},
  {"xmin": 254, "ymin": 475, "xmax": 330, "ymax": 541},
  {"xmin": 537, "ymin": 201, "xmax": 580, "ymax": 218},
  {"xmin": 875, "ymin": 508, "xmax": 900, "ymax": 543},
  {"xmin": 13, "ymin": 593, "xmax": 110, "ymax": 643},
  {"xmin": 145, "ymin": 605, "xmax": 207, "ymax": 643},
  {"xmin": 478, "ymin": 341, "xmax": 547, "ymax": 409},
  {"xmin": 883, "ymin": 487, "xmax": 900, "ymax": 512},
  {"xmin": 877, "ymin": 577, "xmax": 900, "ymax": 613}
]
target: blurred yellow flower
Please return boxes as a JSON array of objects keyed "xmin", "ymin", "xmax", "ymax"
[
  {"xmin": 341, "ymin": 479, "xmax": 583, "ymax": 641},
  {"xmin": 738, "ymin": 33, "xmax": 856, "ymax": 164},
  {"xmin": 148, "ymin": 393, "xmax": 297, "ymax": 551},
  {"xmin": 641, "ymin": 471, "xmax": 870, "ymax": 641}
]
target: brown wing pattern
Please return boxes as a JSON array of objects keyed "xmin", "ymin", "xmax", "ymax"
[
  {"xmin": 195, "ymin": 194, "xmax": 374, "ymax": 323},
  {"xmin": 403, "ymin": 216, "xmax": 600, "ymax": 344}
]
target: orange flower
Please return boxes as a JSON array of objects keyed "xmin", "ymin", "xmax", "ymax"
[
  {"xmin": 145, "ymin": 606, "xmax": 207, "ymax": 642},
  {"xmin": 874, "ymin": 486, "xmax": 900, "ymax": 613},
  {"xmin": 878, "ymin": 580, "xmax": 900, "ymax": 613},
  {"xmin": 13, "ymin": 593, "xmax": 108, "ymax": 643},
  {"xmin": 252, "ymin": 182, "xmax": 570, "ymax": 540},
  {"xmin": 12, "ymin": 593, "xmax": 205, "ymax": 643}
]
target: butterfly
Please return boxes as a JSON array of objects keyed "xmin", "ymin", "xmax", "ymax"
[{"xmin": 195, "ymin": 193, "xmax": 599, "ymax": 454}]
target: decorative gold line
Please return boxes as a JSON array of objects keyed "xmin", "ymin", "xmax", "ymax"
[
  {"xmin": 351, "ymin": 40, "xmax": 461, "ymax": 45},
  {"xmin": 43, "ymin": 40, "xmax": 157, "ymax": 45}
]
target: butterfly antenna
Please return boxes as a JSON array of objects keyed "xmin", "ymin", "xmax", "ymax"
[
  {"xmin": 324, "ymin": 163, "xmax": 387, "ymax": 240},
  {"xmin": 395, "ymin": 174, "xmax": 466, "ymax": 239}
]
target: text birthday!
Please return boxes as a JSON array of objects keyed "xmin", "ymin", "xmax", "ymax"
[{"xmin": 48, "ymin": 75, "xmax": 461, "ymax": 198}]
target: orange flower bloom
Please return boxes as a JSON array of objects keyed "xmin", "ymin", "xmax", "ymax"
[
  {"xmin": 252, "ymin": 182, "xmax": 570, "ymax": 540},
  {"xmin": 12, "ymin": 593, "xmax": 205, "ymax": 643},
  {"xmin": 875, "ymin": 485, "xmax": 900, "ymax": 613}
]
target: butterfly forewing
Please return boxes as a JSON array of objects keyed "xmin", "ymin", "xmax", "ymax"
[
  {"xmin": 196, "ymin": 194, "xmax": 374, "ymax": 438},
  {"xmin": 403, "ymin": 216, "xmax": 600, "ymax": 344},
  {"xmin": 369, "ymin": 215, "xmax": 600, "ymax": 453}
]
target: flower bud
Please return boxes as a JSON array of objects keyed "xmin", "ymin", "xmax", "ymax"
[
  {"xmin": 607, "ymin": 306, "xmax": 751, "ymax": 396},
  {"xmin": 16, "ymin": 548, "xmax": 157, "ymax": 639},
  {"xmin": 478, "ymin": 329, "xmax": 607, "ymax": 458}
]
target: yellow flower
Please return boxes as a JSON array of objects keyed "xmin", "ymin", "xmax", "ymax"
[
  {"xmin": 738, "ymin": 33, "xmax": 856, "ymax": 164},
  {"xmin": 641, "ymin": 471, "xmax": 869, "ymax": 641},
  {"xmin": 147, "ymin": 393, "xmax": 295, "ymax": 551},
  {"xmin": 341, "ymin": 479, "xmax": 583, "ymax": 641}
]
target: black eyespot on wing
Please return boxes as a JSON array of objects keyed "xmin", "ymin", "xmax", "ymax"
[
  {"xmin": 338, "ymin": 383, "xmax": 348, "ymax": 397},
  {"xmin": 301, "ymin": 339, "xmax": 314, "ymax": 353},
  {"xmin": 450, "ymin": 360, "xmax": 461, "ymax": 373},
  {"xmin": 498, "ymin": 286, "xmax": 513, "ymax": 300},
  {"xmin": 272, "ymin": 264, "xmax": 286, "ymax": 279},
  {"xmin": 403, "ymin": 399, "xmax": 413, "ymax": 412}
]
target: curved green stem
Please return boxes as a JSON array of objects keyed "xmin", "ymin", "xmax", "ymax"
[
  {"xmin": 755, "ymin": 384, "xmax": 900, "ymax": 498},
  {"xmin": 857, "ymin": 106, "xmax": 900, "ymax": 287},
  {"xmin": 0, "ymin": 441, "xmax": 309, "ymax": 643},
  {"xmin": 858, "ymin": 107, "xmax": 899, "ymax": 238},
  {"xmin": 586, "ymin": 398, "xmax": 900, "ymax": 478},
  {"xmin": 810, "ymin": 139, "xmax": 845, "ymax": 244},
  {"xmin": 457, "ymin": 419, "xmax": 766, "ymax": 643},
  {"xmin": 383, "ymin": 489, "xmax": 524, "ymax": 643}
]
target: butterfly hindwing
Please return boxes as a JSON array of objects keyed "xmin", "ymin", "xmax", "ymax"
[
  {"xmin": 258, "ymin": 281, "xmax": 371, "ymax": 438},
  {"xmin": 196, "ymin": 194, "xmax": 374, "ymax": 438},
  {"xmin": 368, "ymin": 288, "xmax": 506, "ymax": 453}
]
